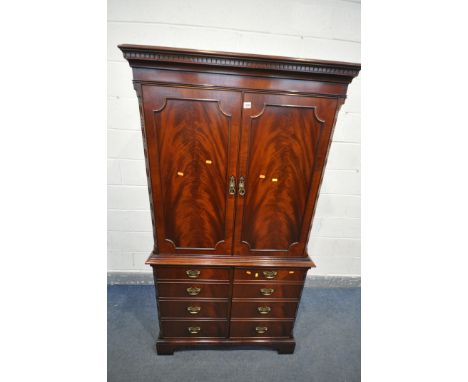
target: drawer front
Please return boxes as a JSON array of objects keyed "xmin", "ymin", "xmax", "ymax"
[
  {"xmin": 232, "ymin": 283, "xmax": 303, "ymax": 299},
  {"xmin": 231, "ymin": 301, "xmax": 298, "ymax": 319},
  {"xmin": 155, "ymin": 266, "xmax": 230, "ymax": 281},
  {"xmin": 234, "ymin": 268, "xmax": 306, "ymax": 282},
  {"xmin": 160, "ymin": 320, "xmax": 228, "ymax": 338},
  {"xmin": 159, "ymin": 300, "xmax": 229, "ymax": 319},
  {"xmin": 157, "ymin": 282, "xmax": 230, "ymax": 298},
  {"xmin": 230, "ymin": 320, "xmax": 294, "ymax": 338}
]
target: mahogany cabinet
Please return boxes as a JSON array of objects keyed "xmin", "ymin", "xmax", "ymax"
[{"xmin": 119, "ymin": 44, "xmax": 360, "ymax": 355}]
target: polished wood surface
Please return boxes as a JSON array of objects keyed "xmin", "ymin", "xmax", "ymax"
[
  {"xmin": 155, "ymin": 266, "xmax": 230, "ymax": 281},
  {"xmin": 156, "ymin": 282, "xmax": 230, "ymax": 298},
  {"xmin": 231, "ymin": 301, "xmax": 298, "ymax": 318},
  {"xmin": 230, "ymin": 320, "xmax": 294, "ymax": 338},
  {"xmin": 158, "ymin": 300, "xmax": 229, "ymax": 319},
  {"xmin": 119, "ymin": 44, "xmax": 360, "ymax": 355}
]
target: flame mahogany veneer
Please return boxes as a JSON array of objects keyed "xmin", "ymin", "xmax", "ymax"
[{"xmin": 119, "ymin": 44, "xmax": 360, "ymax": 355}]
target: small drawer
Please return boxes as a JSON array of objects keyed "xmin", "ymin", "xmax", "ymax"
[
  {"xmin": 158, "ymin": 300, "xmax": 229, "ymax": 319},
  {"xmin": 155, "ymin": 266, "xmax": 230, "ymax": 281},
  {"xmin": 232, "ymin": 283, "xmax": 303, "ymax": 299},
  {"xmin": 157, "ymin": 282, "xmax": 230, "ymax": 298},
  {"xmin": 234, "ymin": 268, "xmax": 306, "ymax": 282},
  {"xmin": 231, "ymin": 301, "xmax": 298, "ymax": 319},
  {"xmin": 160, "ymin": 320, "xmax": 228, "ymax": 338},
  {"xmin": 230, "ymin": 320, "xmax": 294, "ymax": 338}
]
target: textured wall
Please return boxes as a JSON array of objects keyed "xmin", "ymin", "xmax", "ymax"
[{"xmin": 107, "ymin": 0, "xmax": 361, "ymax": 276}]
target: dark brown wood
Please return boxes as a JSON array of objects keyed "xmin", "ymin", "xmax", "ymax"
[
  {"xmin": 158, "ymin": 300, "xmax": 229, "ymax": 319},
  {"xmin": 119, "ymin": 44, "xmax": 360, "ymax": 355},
  {"xmin": 154, "ymin": 266, "xmax": 230, "ymax": 281},
  {"xmin": 232, "ymin": 283, "xmax": 303, "ymax": 299},
  {"xmin": 231, "ymin": 301, "xmax": 298, "ymax": 318}
]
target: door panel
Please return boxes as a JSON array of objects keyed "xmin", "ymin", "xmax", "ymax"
[
  {"xmin": 233, "ymin": 93, "xmax": 339, "ymax": 256},
  {"xmin": 141, "ymin": 86, "xmax": 242, "ymax": 254}
]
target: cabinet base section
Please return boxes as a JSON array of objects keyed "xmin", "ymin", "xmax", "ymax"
[{"xmin": 156, "ymin": 338, "xmax": 296, "ymax": 355}]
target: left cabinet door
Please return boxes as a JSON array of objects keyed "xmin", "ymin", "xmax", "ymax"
[{"xmin": 140, "ymin": 86, "xmax": 242, "ymax": 255}]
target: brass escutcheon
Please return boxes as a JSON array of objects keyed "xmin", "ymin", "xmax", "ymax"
[
  {"xmin": 255, "ymin": 326, "xmax": 268, "ymax": 334},
  {"xmin": 187, "ymin": 306, "xmax": 201, "ymax": 315},
  {"xmin": 260, "ymin": 288, "xmax": 274, "ymax": 296},
  {"xmin": 263, "ymin": 270, "xmax": 277, "ymax": 279},
  {"xmin": 257, "ymin": 306, "xmax": 271, "ymax": 315},
  {"xmin": 186, "ymin": 286, "xmax": 201, "ymax": 296},
  {"xmin": 188, "ymin": 326, "xmax": 201, "ymax": 334},
  {"xmin": 186, "ymin": 269, "xmax": 200, "ymax": 278}
]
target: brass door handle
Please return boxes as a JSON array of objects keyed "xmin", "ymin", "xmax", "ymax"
[
  {"xmin": 238, "ymin": 176, "xmax": 246, "ymax": 196},
  {"xmin": 263, "ymin": 271, "xmax": 277, "ymax": 279},
  {"xmin": 260, "ymin": 288, "xmax": 274, "ymax": 296},
  {"xmin": 255, "ymin": 326, "xmax": 268, "ymax": 334},
  {"xmin": 186, "ymin": 269, "xmax": 200, "ymax": 278},
  {"xmin": 257, "ymin": 306, "xmax": 271, "ymax": 315},
  {"xmin": 186, "ymin": 286, "xmax": 201, "ymax": 296},
  {"xmin": 229, "ymin": 175, "xmax": 236, "ymax": 195},
  {"xmin": 188, "ymin": 326, "xmax": 201, "ymax": 334},
  {"xmin": 187, "ymin": 306, "xmax": 201, "ymax": 315}
]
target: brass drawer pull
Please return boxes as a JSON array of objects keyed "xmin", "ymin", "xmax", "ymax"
[
  {"xmin": 188, "ymin": 326, "xmax": 201, "ymax": 334},
  {"xmin": 238, "ymin": 176, "xmax": 246, "ymax": 196},
  {"xmin": 229, "ymin": 175, "xmax": 236, "ymax": 195},
  {"xmin": 186, "ymin": 269, "xmax": 200, "ymax": 278},
  {"xmin": 255, "ymin": 326, "xmax": 268, "ymax": 334},
  {"xmin": 257, "ymin": 306, "xmax": 271, "ymax": 315},
  {"xmin": 187, "ymin": 306, "xmax": 201, "ymax": 315},
  {"xmin": 263, "ymin": 270, "xmax": 277, "ymax": 279},
  {"xmin": 186, "ymin": 287, "xmax": 201, "ymax": 296},
  {"xmin": 260, "ymin": 288, "xmax": 274, "ymax": 296}
]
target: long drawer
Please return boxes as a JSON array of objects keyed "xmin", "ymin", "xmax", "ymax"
[
  {"xmin": 160, "ymin": 320, "xmax": 228, "ymax": 338},
  {"xmin": 230, "ymin": 320, "xmax": 294, "ymax": 338},
  {"xmin": 232, "ymin": 283, "xmax": 303, "ymax": 299},
  {"xmin": 158, "ymin": 300, "xmax": 229, "ymax": 319},
  {"xmin": 157, "ymin": 282, "xmax": 230, "ymax": 298},
  {"xmin": 234, "ymin": 268, "xmax": 306, "ymax": 282},
  {"xmin": 231, "ymin": 301, "xmax": 298, "ymax": 319},
  {"xmin": 155, "ymin": 266, "xmax": 230, "ymax": 281}
]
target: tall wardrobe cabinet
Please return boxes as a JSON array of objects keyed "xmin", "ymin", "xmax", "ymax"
[{"xmin": 119, "ymin": 44, "xmax": 360, "ymax": 355}]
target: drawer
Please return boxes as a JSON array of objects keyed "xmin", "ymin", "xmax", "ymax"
[
  {"xmin": 158, "ymin": 300, "xmax": 229, "ymax": 319},
  {"xmin": 157, "ymin": 282, "xmax": 230, "ymax": 298},
  {"xmin": 160, "ymin": 320, "xmax": 228, "ymax": 338},
  {"xmin": 155, "ymin": 266, "xmax": 230, "ymax": 281},
  {"xmin": 232, "ymin": 283, "xmax": 303, "ymax": 299},
  {"xmin": 234, "ymin": 268, "xmax": 306, "ymax": 282},
  {"xmin": 231, "ymin": 301, "xmax": 298, "ymax": 319},
  {"xmin": 230, "ymin": 320, "xmax": 294, "ymax": 338}
]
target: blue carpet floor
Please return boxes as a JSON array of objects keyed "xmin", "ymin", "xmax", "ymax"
[{"xmin": 108, "ymin": 285, "xmax": 360, "ymax": 382}]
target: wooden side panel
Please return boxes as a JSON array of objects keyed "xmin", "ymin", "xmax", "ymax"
[
  {"xmin": 233, "ymin": 93, "xmax": 338, "ymax": 256},
  {"xmin": 141, "ymin": 86, "xmax": 242, "ymax": 255}
]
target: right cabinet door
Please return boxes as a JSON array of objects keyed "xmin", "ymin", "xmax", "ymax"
[{"xmin": 233, "ymin": 93, "xmax": 340, "ymax": 257}]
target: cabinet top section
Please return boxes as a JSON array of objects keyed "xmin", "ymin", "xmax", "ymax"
[{"xmin": 118, "ymin": 44, "xmax": 361, "ymax": 83}]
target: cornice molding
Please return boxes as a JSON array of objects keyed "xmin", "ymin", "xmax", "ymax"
[{"xmin": 118, "ymin": 44, "xmax": 361, "ymax": 81}]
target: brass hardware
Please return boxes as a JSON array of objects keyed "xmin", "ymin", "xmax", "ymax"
[
  {"xmin": 260, "ymin": 288, "xmax": 274, "ymax": 296},
  {"xmin": 257, "ymin": 306, "xmax": 271, "ymax": 315},
  {"xmin": 238, "ymin": 176, "xmax": 246, "ymax": 196},
  {"xmin": 263, "ymin": 270, "xmax": 277, "ymax": 279},
  {"xmin": 186, "ymin": 269, "xmax": 200, "ymax": 278},
  {"xmin": 289, "ymin": 271, "xmax": 295, "ymax": 274},
  {"xmin": 259, "ymin": 174, "xmax": 265, "ymax": 179},
  {"xmin": 255, "ymin": 326, "xmax": 268, "ymax": 334},
  {"xmin": 177, "ymin": 171, "xmax": 184, "ymax": 176},
  {"xmin": 229, "ymin": 175, "xmax": 236, "ymax": 195},
  {"xmin": 187, "ymin": 306, "xmax": 201, "ymax": 315},
  {"xmin": 272, "ymin": 178, "xmax": 278, "ymax": 182},
  {"xmin": 246, "ymin": 271, "xmax": 251, "ymax": 275},
  {"xmin": 255, "ymin": 272, "xmax": 259, "ymax": 278},
  {"xmin": 186, "ymin": 286, "xmax": 201, "ymax": 296},
  {"xmin": 205, "ymin": 160, "xmax": 212, "ymax": 164},
  {"xmin": 188, "ymin": 326, "xmax": 201, "ymax": 334}
]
